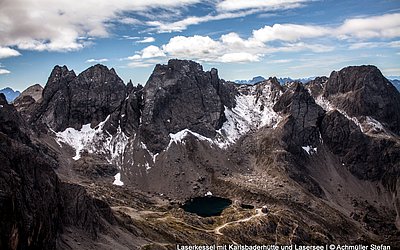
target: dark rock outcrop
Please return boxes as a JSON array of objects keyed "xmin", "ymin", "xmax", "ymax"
[
  {"xmin": 118, "ymin": 85, "xmax": 144, "ymax": 136},
  {"xmin": 0, "ymin": 93, "xmax": 61, "ymax": 249},
  {"xmin": 0, "ymin": 94, "xmax": 120, "ymax": 249},
  {"xmin": 13, "ymin": 84, "xmax": 44, "ymax": 121},
  {"xmin": 0, "ymin": 93, "xmax": 30, "ymax": 143},
  {"xmin": 274, "ymin": 82, "xmax": 325, "ymax": 153},
  {"xmin": 31, "ymin": 64, "xmax": 127, "ymax": 132},
  {"xmin": 320, "ymin": 110, "xmax": 400, "ymax": 181},
  {"xmin": 139, "ymin": 59, "xmax": 229, "ymax": 153},
  {"xmin": 323, "ymin": 65, "xmax": 400, "ymax": 135},
  {"xmin": 305, "ymin": 76, "xmax": 328, "ymax": 98},
  {"xmin": 14, "ymin": 84, "xmax": 43, "ymax": 103},
  {"xmin": 59, "ymin": 183, "xmax": 116, "ymax": 237},
  {"xmin": 271, "ymin": 84, "xmax": 326, "ymax": 198}
]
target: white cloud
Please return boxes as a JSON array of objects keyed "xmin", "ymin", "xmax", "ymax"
[
  {"xmin": 252, "ymin": 24, "xmax": 330, "ymax": 42},
  {"xmin": 137, "ymin": 37, "xmax": 155, "ymax": 43},
  {"xmin": 146, "ymin": 10, "xmax": 257, "ymax": 33},
  {"xmin": 349, "ymin": 41, "xmax": 400, "ymax": 50},
  {"xmin": 276, "ymin": 42, "xmax": 334, "ymax": 53},
  {"xmin": 127, "ymin": 61, "xmax": 154, "ymax": 68},
  {"xmin": 126, "ymin": 30, "xmax": 333, "ymax": 65},
  {"xmin": 128, "ymin": 45, "xmax": 166, "ymax": 61},
  {"xmin": 122, "ymin": 36, "xmax": 140, "ymax": 40},
  {"xmin": 267, "ymin": 59, "xmax": 293, "ymax": 63},
  {"xmin": 144, "ymin": 0, "xmax": 315, "ymax": 33},
  {"xmin": 118, "ymin": 17, "xmax": 142, "ymax": 25},
  {"xmin": 217, "ymin": 0, "xmax": 309, "ymax": 11},
  {"xmin": 124, "ymin": 12, "xmax": 400, "ymax": 66},
  {"xmin": 336, "ymin": 13, "xmax": 400, "ymax": 39},
  {"xmin": 0, "ymin": 69, "xmax": 11, "ymax": 75},
  {"xmin": 162, "ymin": 35, "xmax": 222, "ymax": 60},
  {"xmin": 382, "ymin": 68, "xmax": 400, "ymax": 75},
  {"xmin": 219, "ymin": 52, "xmax": 260, "ymax": 63},
  {"xmin": 220, "ymin": 32, "xmax": 264, "ymax": 49},
  {"xmin": 85, "ymin": 58, "xmax": 109, "ymax": 63},
  {"xmin": 141, "ymin": 45, "xmax": 165, "ymax": 58},
  {"xmin": 0, "ymin": 47, "xmax": 21, "ymax": 59},
  {"xmin": 0, "ymin": 0, "xmax": 201, "ymax": 51}
]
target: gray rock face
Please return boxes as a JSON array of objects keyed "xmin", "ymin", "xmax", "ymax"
[
  {"xmin": 0, "ymin": 93, "xmax": 120, "ymax": 249},
  {"xmin": 139, "ymin": 59, "xmax": 228, "ymax": 153},
  {"xmin": 0, "ymin": 94, "xmax": 59, "ymax": 249},
  {"xmin": 31, "ymin": 65, "xmax": 76, "ymax": 131},
  {"xmin": 305, "ymin": 76, "xmax": 328, "ymax": 98},
  {"xmin": 13, "ymin": 84, "xmax": 44, "ymax": 120},
  {"xmin": 320, "ymin": 110, "xmax": 400, "ymax": 181},
  {"xmin": 118, "ymin": 85, "xmax": 143, "ymax": 136},
  {"xmin": 32, "ymin": 64, "xmax": 127, "ymax": 132},
  {"xmin": 323, "ymin": 65, "xmax": 400, "ymax": 135},
  {"xmin": 15, "ymin": 84, "xmax": 43, "ymax": 103},
  {"xmin": 0, "ymin": 93, "xmax": 30, "ymax": 143},
  {"xmin": 274, "ymin": 82, "xmax": 325, "ymax": 153},
  {"xmin": 271, "ymin": 83, "xmax": 326, "ymax": 198}
]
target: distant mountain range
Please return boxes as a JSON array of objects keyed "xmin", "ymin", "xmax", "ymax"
[
  {"xmin": 234, "ymin": 76, "xmax": 266, "ymax": 85},
  {"xmin": 389, "ymin": 79, "xmax": 400, "ymax": 92},
  {"xmin": 235, "ymin": 76, "xmax": 316, "ymax": 85},
  {"xmin": 0, "ymin": 87, "xmax": 20, "ymax": 102},
  {"xmin": 236, "ymin": 76, "xmax": 400, "ymax": 92}
]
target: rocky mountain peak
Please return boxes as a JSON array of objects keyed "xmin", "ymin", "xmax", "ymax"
[
  {"xmin": 48, "ymin": 65, "xmax": 76, "ymax": 83},
  {"xmin": 31, "ymin": 64, "xmax": 127, "ymax": 132},
  {"xmin": 15, "ymin": 84, "xmax": 43, "ymax": 103},
  {"xmin": 268, "ymin": 76, "xmax": 280, "ymax": 86},
  {"xmin": 323, "ymin": 65, "xmax": 400, "ymax": 135},
  {"xmin": 126, "ymin": 79, "xmax": 134, "ymax": 93},
  {"xmin": 167, "ymin": 59, "xmax": 204, "ymax": 74},
  {"xmin": 140, "ymin": 59, "xmax": 226, "ymax": 153},
  {"xmin": 274, "ymin": 82, "xmax": 325, "ymax": 153},
  {"xmin": 324, "ymin": 65, "xmax": 387, "ymax": 95}
]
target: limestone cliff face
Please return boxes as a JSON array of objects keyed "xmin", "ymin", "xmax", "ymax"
[
  {"xmin": 274, "ymin": 82, "xmax": 325, "ymax": 154},
  {"xmin": 0, "ymin": 94, "xmax": 118, "ymax": 250},
  {"xmin": 31, "ymin": 64, "xmax": 127, "ymax": 132},
  {"xmin": 139, "ymin": 59, "xmax": 232, "ymax": 153},
  {"xmin": 323, "ymin": 65, "xmax": 400, "ymax": 135}
]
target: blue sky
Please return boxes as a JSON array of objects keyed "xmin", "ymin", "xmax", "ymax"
[{"xmin": 0, "ymin": 0, "xmax": 399, "ymax": 91}]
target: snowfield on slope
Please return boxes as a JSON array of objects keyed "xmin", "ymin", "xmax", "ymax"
[
  {"xmin": 56, "ymin": 115, "xmax": 129, "ymax": 166},
  {"xmin": 216, "ymin": 83, "xmax": 281, "ymax": 147}
]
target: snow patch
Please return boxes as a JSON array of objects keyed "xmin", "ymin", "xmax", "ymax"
[
  {"xmin": 365, "ymin": 116, "xmax": 384, "ymax": 131},
  {"xmin": 152, "ymin": 153, "xmax": 159, "ymax": 163},
  {"xmin": 216, "ymin": 84, "xmax": 281, "ymax": 147},
  {"xmin": 145, "ymin": 162, "xmax": 151, "ymax": 172},
  {"xmin": 302, "ymin": 145, "xmax": 317, "ymax": 155},
  {"xmin": 113, "ymin": 173, "xmax": 124, "ymax": 186},
  {"xmin": 56, "ymin": 116, "xmax": 110, "ymax": 160},
  {"xmin": 140, "ymin": 141, "xmax": 159, "ymax": 163},
  {"xmin": 315, "ymin": 96, "xmax": 364, "ymax": 132},
  {"xmin": 167, "ymin": 129, "xmax": 214, "ymax": 149},
  {"xmin": 56, "ymin": 116, "xmax": 130, "ymax": 168},
  {"xmin": 104, "ymin": 126, "xmax": 129, "ymax": 167}
]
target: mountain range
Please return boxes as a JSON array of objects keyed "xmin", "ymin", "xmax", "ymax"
[
  {"xmin": 1, "ymin": 60, "xmax": 399, "ymax": 249},
  {"xmin": 236, "ymin": 76, "xmax": 400, "ymax": 92},
  {"xmin": 235, "ymin": 76, "xmax": 317, "ymax": 85},
  {"xmin": 389, "ymin": 79, "xmax": 400, "ymax": 91},
  {"xmin": 0, "ymin": 87, "xmax": 20, "ymax": 102}
]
